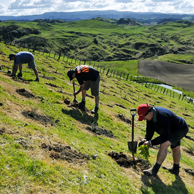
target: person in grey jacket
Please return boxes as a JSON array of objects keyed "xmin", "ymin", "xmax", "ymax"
[
  {"xmin": 137, "ymin": 103, "xmax": 189, "ymax": 176},
  {"xmin": 9, "ymin": 51, "xmax": 39, "ymax": 82}
]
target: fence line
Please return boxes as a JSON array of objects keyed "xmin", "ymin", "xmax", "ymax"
[{"xmin": 3, "ymin": 41, "xmax": 193, "ymax": 105}]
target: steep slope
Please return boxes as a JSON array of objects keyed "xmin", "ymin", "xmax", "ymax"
[{"xmin": 0, "ymin": 43, "xmax": 194, "ymax": 193}]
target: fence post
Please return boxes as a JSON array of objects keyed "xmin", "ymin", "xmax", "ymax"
[
  {"xmin": 106, "ymin": 69, "xmax": 110, "ymax": 76},
  {"xmin": 182, "ymin": 95, "xmax": 186, "ymax": 101},
  {"xmin": 58, "ymin": 50, "xmax": 61, "ymax": 61},
  {"xmin": 182, "ymin": 95, "xmax": 184, "ymax": 100},
  {"xmin": 123, "ymin": 73, "xmax": 125, "ymax": 80},
  {"xmin": 120, "ymin": 72, "xmax": 122, "ymax": 79},
  {"xmin": 103, "ymin": 67, "xmax": 105, "ymax": 74},
  {"xmin": 126, "ymin": 73, "xmax": 129, "ymax": 81},
  {"xmin": 33, "ymin": 44, "xmax": 37, "ymax": 53}
]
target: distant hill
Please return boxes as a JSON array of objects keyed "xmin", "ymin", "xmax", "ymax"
[
  {"xmin": 0, "ymin": 10, "xmax": 194, "ymax": 24},
  {"xmin": 1, "ymin": 19, "xmax": 194, "ymax": 63},
  {"xmin": 93, "ymin": 17, "xmax": 142, "ymax": 26}
]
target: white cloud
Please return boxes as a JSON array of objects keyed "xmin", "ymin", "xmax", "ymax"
[
  {"xmin": 9, "ymin": 0, "xmax": 55, "ymax": 9},
  {"xmin": 173, "ymin": 1, "xmax": 194, "ymax": 14},
  {"xmin": 114, "ymin": 0, "xmax": 133, "ymax": 3},
  {"xmin": 0, "ymin": 3, "xmax": 7, "ymax": 15},
  {"xmin": 55, "ymin": 0, "xmax": 113, "ymax": 12},
  {"xmin": 63, "ymin": 0, "xmax": 91, "ymax": 3},
  {"xmin": 150, "ymin": 0, "xmax": 173, "ymax": 2},
  {"xmin": 0, "ymin": 4, "xmax": 4, "ymax": 9},
  {"xmin": 0, "ymin": 0, "xmax": 194, "ymax": 16}
]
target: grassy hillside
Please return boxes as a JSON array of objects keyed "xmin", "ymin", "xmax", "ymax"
[
  {"xmin": 0, "ymin": 43, "xmax": 194, "ymax": 193},
  {"xmin": 1, "ymin": 19, "xmax": 194, "ymax": 63}
]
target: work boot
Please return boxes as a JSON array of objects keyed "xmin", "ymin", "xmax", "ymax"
[
  {"xmin": 35, "ymin": 78, "xmax": 39, "ymax": 82},
  {"xmin": 17, "ymin": 72, "xmax": 22, "ymax": 78},
  {"xmin": 162, "ymin": 166, "xmax": 179, "ymax": 175},
  {"xmin": 143, "ymin": 166, "xmax": 158, "ymax": 176},
  {"xmin": 11, "ymin": 74, "xmax": 16, "ymax": 78},
  {"xmin": 78, "ymin": 101, "xmax": 85, "ymax": 110},
  {"xmin": 91, "ymin": 107, "xmax": 98, "ymax": 114}
]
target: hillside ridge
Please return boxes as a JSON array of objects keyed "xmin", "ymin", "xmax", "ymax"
[{"xmin": 1, "ymin": 10, "xmax": 194, "ymax": 24}]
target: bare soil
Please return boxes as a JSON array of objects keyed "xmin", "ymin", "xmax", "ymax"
[
  {"xmin": 108, "ymin": 151, "xmax": 151, "ymax": 173},
  {"xmin": 184, "ymin": 168, "xmax": 194, "ymax": 177},
  {"xmin": 108, "ymin": 151, "xmax": 194, "ymax": 178},
  {"xmin": 86, "ymin": 126, "xmax": 115, "ymax": 138},
  {"xmin": 117, "ymin": 113, "xmax": 131, "ymax": 124},
  {"xmin": 185, "ymin": 135, "xmax": 194, "ymax": 142},
  {"xmin": 22, "ymin": 110, "xmax": 54, "ymax": 126},
  {"xmin": 45, "ymin": 83, "xmax": 60, "ymax": 88},
  {"xmin": 41, "ymin": 142, "xmax": 90, "ymax": 163},
  {"xmin": 16, "ymin": 88, "xmax": 35, "ymax": 98},
  {"xmin": 40, "ymin": 75, "xmax": 56, "ymax": 80},
  {"xmin": 139, "ymin": 60, "xmax": 194, "ymax": 92}
]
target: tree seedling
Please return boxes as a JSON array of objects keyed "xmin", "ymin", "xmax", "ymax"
[{"xmin": 138, "ymin": 145, "xmax": 150, "ymax": 161}]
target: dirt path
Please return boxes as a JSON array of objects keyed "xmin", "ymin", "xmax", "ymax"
[{"xmin": 138, "ymin": 60, "xmax": 194, "ymax": 92}]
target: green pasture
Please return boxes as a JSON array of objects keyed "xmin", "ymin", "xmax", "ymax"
[{"xmin": 0, "ymin": 42, "xmax": 194, "ymax": 193}]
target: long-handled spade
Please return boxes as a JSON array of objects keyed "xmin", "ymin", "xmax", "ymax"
[
  {"xmin": 128, "ymin": 108, "xmax": 137, "ymax": 162},
  {"xmin": 73, "ymin": 81, "xmax": 78, "ymax": 103}
]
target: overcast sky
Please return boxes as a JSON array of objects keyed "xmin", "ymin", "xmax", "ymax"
[{"xmin": 0, "ymin": 0, "xmax": 194, "ymax": 16}]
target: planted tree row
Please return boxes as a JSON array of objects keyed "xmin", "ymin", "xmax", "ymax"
[{"xmin": 4, "ymin": 41, "xmax": 193, "ymax": 105}]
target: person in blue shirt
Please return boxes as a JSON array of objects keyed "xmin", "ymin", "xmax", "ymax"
[
  {"xmin": 9, "ymin": 51, "xmax": 39, "ymax": 82},
  {"xmin": 137, "ymin": 103, "xmax": 189, "ymax": 176},
  {"xmin": 67, "ymin": 65, "xmax": 100, "ymax": 114}
]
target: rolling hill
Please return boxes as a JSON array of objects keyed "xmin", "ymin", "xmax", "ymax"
[{"xmin": 1, "ymin": 19, "xmax": 194, "ymax": 64}]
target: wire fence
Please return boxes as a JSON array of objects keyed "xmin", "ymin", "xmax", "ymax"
[{"xmin": 2, "ymin": 41, "xmax": 194, "ymax": 105}]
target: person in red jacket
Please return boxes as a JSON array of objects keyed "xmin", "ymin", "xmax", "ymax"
[
  {"xmin": 67, "ymin": 65, "xmax": 100, "ymax": 114},
  {"xmin": 137, "ymin": 103, "xmax": 189, "ymax": 176}
]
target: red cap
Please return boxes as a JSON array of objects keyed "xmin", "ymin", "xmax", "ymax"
[{"xmin": 137, "ymin": 104, "xmax": 150, "ymax": 121}]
